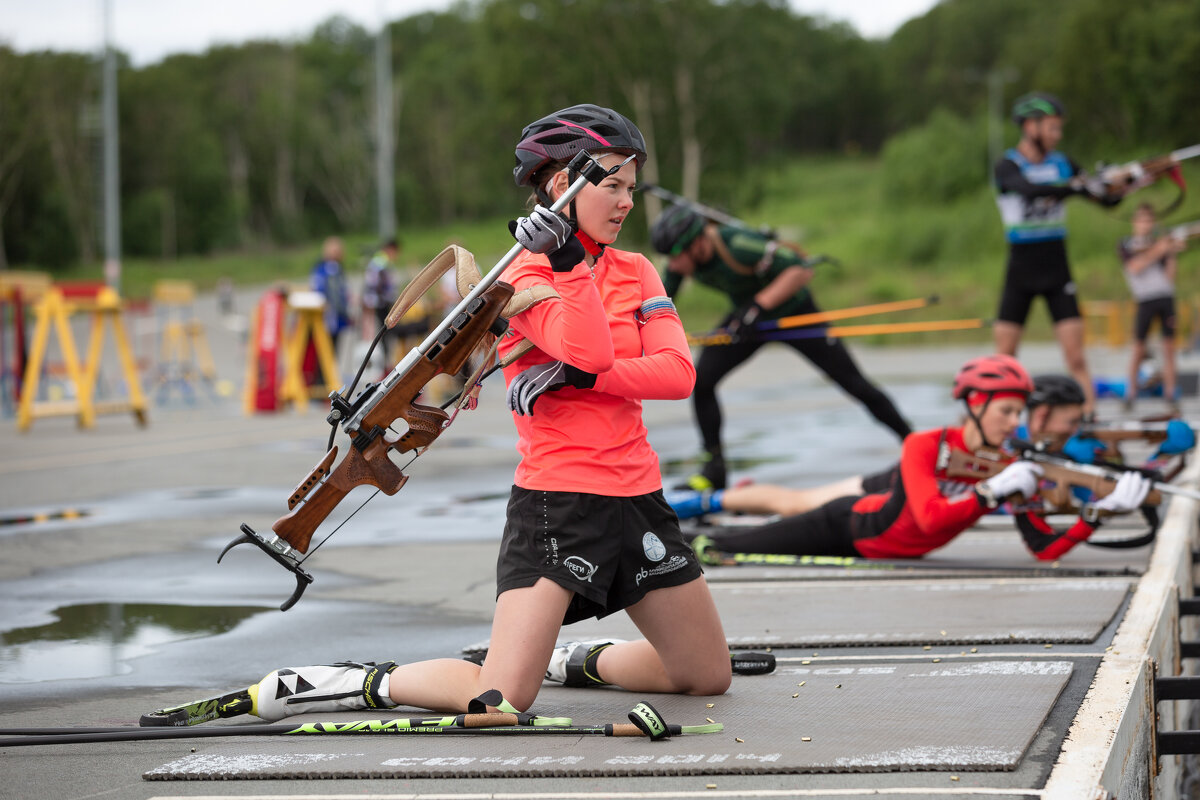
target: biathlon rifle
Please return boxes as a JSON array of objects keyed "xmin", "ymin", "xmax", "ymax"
[
  {"xmin": 1167, "ymin": 219, "xmax": 1200, "ymax": 243},
  {"xmin": 219, "ymin": 152, "xmax": 619, "ymax": 611},
  {"xmin": 1076, "ymin": 417, "xmax": 1195, "ymax": 465},
  {"xmin": 941, "ymin": 438, "xmax": 1200, "ymax": 516},
  {"xmin": 1091, "ymin": 143, "xmax": 1200, "ymax": 214}
]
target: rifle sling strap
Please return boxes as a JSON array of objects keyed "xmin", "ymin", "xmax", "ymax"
[{"xmin": 383, "ymin": 243, "xmax": 561, "ymax": 378}]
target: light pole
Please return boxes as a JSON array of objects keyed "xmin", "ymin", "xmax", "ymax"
[
  {"xmin": 101, "ymin": 0, "xmax": 121, "ymax": 291},
  {"xmin": 374, "ymin": 4, "xmax": 396, "ymax": 241}
]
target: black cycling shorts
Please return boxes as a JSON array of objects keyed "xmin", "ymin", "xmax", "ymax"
[
  {"xmin": 860, "ymin": 464, "xmax": 899, "ymax": 495},
  {"xmin": 997, "ymin": 240, "xmax": 1081, "ymax": 325},
  {"xmin": 1134, "ymin": 297, "xmax": 1176, "ymax": 341},
  {"xmin": 497, "ymin": 487, "xmax": 704, "ymax": 624}
]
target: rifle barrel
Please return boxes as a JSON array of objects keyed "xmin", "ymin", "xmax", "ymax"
[{"xmin": 1170, "ymin": 144, "xmax": 1200, "ymax": 162}]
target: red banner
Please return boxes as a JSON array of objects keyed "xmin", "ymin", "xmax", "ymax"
[{"xmin": 253, "ymin": 290, "xmax": 284, "ymax": 412}]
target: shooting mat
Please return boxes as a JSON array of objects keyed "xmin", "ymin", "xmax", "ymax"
[
  {"xmin": 143, "ymin": 659, "xmax": 1072, "ymax": 780},
  {"xmin": 464, "ymin": 578, "xmax": 1130, "ymax": 652}
]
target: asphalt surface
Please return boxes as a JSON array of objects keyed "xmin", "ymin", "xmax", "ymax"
[{"xmin": 0, "ymin": 285, "xmax": 1184, "ymax": 798}]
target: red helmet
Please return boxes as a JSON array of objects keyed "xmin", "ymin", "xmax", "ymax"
[{"xmin": 952, "ymin": 354, "xmax": 1033, "ymax": 400}]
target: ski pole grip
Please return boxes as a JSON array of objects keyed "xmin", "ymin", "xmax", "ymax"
[
  {"xmin": 605, "ymin": 722, "xmax": 685, "ymax": 737},
  {"xmin": 606, "ymin": 723, "xmax": 646, "ymax": 737},
  {"xmin": 462, "ymin": 713, "xmax": 517, "ymax": 728}
]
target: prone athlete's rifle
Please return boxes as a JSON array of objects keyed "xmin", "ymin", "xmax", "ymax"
[
  {"xmin": 1076, "ymin": 418, "xmax": 1190, "ymax": 464},
  {"xmin": 941, "ymin": 438, "xmax": 1200, "ymax": 516},
  {"xmin": 1091, "ymin": 144, "xmax": 1200, "ymax": 213},
  {"xmin": 220, "ymin": 152, "xmax": 618, "ymax": 611}
]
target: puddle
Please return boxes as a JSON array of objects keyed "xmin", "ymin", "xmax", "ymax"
[{"xmin": 0, "ymin": 603, "xmax": 268, "ymax": 683}]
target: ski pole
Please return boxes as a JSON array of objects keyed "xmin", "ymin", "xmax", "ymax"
[
  {"xmin": 0, "ymin": 711, "xmax": 575, "ymax": 739},
  {"xmin": 687, "ymin": 295, "xmax": 940, "ymax": 346},
  {"xmin": 759, "ymin": 318, "xmax": 987, "ymax": 341},
  {"xmin": 0, "ymin": 717, "xmax": 722, "ymax": 748}
]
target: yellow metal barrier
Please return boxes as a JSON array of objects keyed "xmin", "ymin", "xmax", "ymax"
[
  {"xmin": 1082, "ymin": 300, "xmax": 1128, "ymax": 347},
  {"xmin": 17, "ymin": 285, "xmax": 147, "ymax": 431},
  {"xmin": 277, "ymin": 291, "xmax": 341, "ymax": 411},
  {"xmin": 152, "ymin": 279, "xmax": 217, "ymax": 400}
]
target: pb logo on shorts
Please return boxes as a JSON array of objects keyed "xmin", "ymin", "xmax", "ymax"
[
  {"xmin": 642, "ymin": 532, "xmax": 666, "ymax": 563},
  {"xmin": 564, "ymin": 555, "xmax": 596, "ymax": 582}
]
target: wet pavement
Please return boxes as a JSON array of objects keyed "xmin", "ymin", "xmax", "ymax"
[{"xmin": 0, "ymin": 284, "xmax": 1189, "ymax": 797}]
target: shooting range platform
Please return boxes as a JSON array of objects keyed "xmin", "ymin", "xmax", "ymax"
[
  {"xmin": 143, "ymin": 658, "xmax": 1082, "ymax": 780},
  {"xmin": 3, "ymin": 342, "xmax": 1200, "ymax": 799}
]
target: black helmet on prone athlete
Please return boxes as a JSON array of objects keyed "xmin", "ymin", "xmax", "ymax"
[
  {"xmin": 1027, "ymin": 374, "xmax": 1086, "ymax": 410},
  {"xmin": 513, "ymin": 104, "xmax": 647, "ymax": 188},
  {"xmin": 650, "ymin": 204, "xmax": 707, "ymax": 256},
  {"xmin": 1011, "ymin": 91, "xmax": 1065, "ymax": 126}
]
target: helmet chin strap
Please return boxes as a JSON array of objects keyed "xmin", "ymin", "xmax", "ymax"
[
  {"xmin": 538, "ymin": 152, "xmax": 638, "ymax": 256},
  {"xmin": 964, "ymin": 394, "xmax": 1000, "ymax": 449}
]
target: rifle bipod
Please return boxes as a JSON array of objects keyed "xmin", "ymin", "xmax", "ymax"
[{"xmin": 219, "ymin": 523, "xmax": 313, "ymax": 611}]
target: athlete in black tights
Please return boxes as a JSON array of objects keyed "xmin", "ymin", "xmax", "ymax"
[{"xmin": 651, "ymin": 205, "xmax": 911, "ymax": 490}]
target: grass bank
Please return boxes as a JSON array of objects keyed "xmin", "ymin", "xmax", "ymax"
[{"xmin": 34, "ymin": 156, "xmax": 1200, "ymax": 347}]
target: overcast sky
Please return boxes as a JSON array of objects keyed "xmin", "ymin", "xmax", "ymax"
[{"xmin": 2, "ymin": 0, "xmax": 940, "ymax": 66}]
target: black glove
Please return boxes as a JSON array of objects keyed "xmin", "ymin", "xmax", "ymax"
[
  {"xmin": 723, "ymin": 300, "xmax": 764, "ymax": 342},
  {"xmin": 506, "ymin": 361, "xmax": 597, "ymax": 416},
  {"xmin": 509, "ymin": 206, "xmax": 587, "ymax": 272}
]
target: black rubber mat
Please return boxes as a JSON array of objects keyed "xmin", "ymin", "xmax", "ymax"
[
  {"xmin": 463, "ymin": 578, "xmax": 1130, "ymax": 652},
  {"xmin": 143, "ymin": 659, "xmax": 1072, "ymax": 780},
  {"xmin": 697, "ymin": 526, "xmax": 1149, "ymax": 584}
]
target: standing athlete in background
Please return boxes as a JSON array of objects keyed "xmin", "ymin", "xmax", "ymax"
[
  {"xmin": 992, "ymin": 92, "xmax": 1122, "ymax": 414},
  {"xmin": 1119, "ymin": 203, "xmax": 1186, "ymax": 413},
  {"xmin": 650, "ymin": 205, "xmax": 911, "ymax": 491}
]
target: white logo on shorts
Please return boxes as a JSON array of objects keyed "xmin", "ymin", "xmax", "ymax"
[
  {"xmin": 564, "ymin": 555, "xmax": 596, "ymax": 583},
  {"xmin": 642, "ymin": 532, "xmax": 667, "ymax": 563}
]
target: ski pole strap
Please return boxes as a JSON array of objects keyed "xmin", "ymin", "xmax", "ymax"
[{"xmin": 467, "ymin": 688, "xmax": 521, "ymax": 715}]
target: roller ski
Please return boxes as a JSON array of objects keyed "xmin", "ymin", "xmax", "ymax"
[{"xmin": 142, "ymin": 663, "xmax": 572, "ymax": 728}]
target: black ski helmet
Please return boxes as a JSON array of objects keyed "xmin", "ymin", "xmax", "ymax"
[
  {"xmin": 650, "ymin": 204, "xmax": 707, "ymax": 255},
  {"xmin": 514, "ymin": 104, "xmax": 647, "ymax": 188},
  {"xmin": 1027, "ymin": 374, "xmax": 1086, "ymax": 410}
]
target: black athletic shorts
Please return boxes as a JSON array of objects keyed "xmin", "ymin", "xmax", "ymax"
[
  {"xmin": 997, "ymin": 240, "xmax": 1081, "ymax": 325},
  {"xmin": 860, "ymin": 463, "xmax": 899, "ymax": 495},
  {"xmin": 1134, "ymin": 297, "xmax": 1176, "ymax": 341},
  {"xmin": 497, "ymin": 487, "xmax": 704, "ymax": 624}
]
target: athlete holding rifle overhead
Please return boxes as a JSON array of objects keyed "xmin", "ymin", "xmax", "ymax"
[{"xmin": 172, "ymin": 105, "xmax": 732, "ymax": 724}]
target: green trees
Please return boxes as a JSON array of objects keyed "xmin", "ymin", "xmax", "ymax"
[{"xmin": 1, "ymin": 0, "xmax": 1196, "ymax": 272}]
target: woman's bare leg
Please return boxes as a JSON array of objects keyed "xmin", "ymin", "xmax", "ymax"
[
  {"xmin": 721, "ymin": 476, "xmax": 864, "ymax": 516},
  {"xmin": 593, "ymin": 578, "xmax": 731, "ymax": 696},
  {"xmin": 1127, "ymin": 339, "xmax": 1147, "ymax": 409},
  {"xmin": 1162, "ymin": 336, "xmax": 1178, "ymax": 404},
  {"xmin": 1055, "ymin": 317, "xmax": 1094, "ymax": 414},
  {"xmin": 387, "ymin": 578, "xmax": 573, "ymax": 712}
]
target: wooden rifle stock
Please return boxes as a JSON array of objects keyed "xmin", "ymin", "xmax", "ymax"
[
  {"xmin": 271, "ymin": 280, "xmax": 515, "ymax": 553},
  {"xmin": 940, "ymin": 446, "xmax": 1163, "ymax": 514}
]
